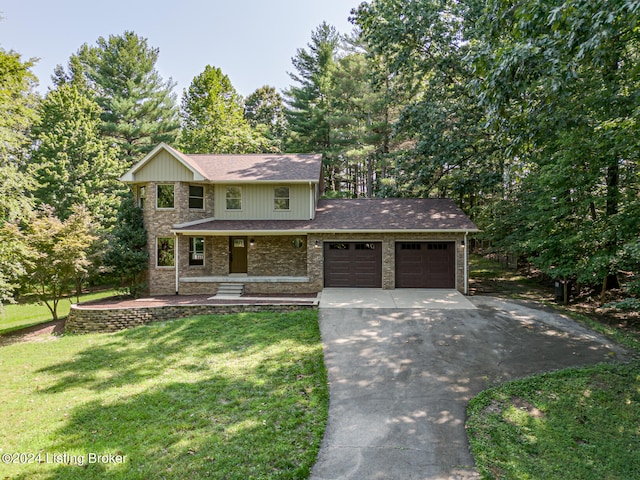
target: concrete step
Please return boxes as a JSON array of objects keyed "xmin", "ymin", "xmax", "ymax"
[{"xmin": 215, "ymin": 283, "xmax": 244, "ymax": 297}]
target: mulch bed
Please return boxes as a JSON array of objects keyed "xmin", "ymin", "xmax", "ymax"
[{"xmin": 0, "ymin": 319, "xmax": 66, "ymax": 347}]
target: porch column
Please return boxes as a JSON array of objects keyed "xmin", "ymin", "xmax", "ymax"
[{"xmin": 175, "ymin": 232, "xmax": 179, "ymax": 295}]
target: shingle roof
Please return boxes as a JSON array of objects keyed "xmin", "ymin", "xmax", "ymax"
[
  {"xmin": 182, "ymin": 153, "xmax": 323, "ymax": 182},
  {"xmin": 173, "ymin": 198, "xmax": 478, "ymax": 233}
]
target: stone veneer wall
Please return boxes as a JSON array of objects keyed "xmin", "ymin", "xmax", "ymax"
[
  {"xmin": 140, "ymin": 181, "xmax": 215, "ymax": 295},
  {"xmin": 66, "ymin": 303, "xmax": 316, "ymax": 334}
]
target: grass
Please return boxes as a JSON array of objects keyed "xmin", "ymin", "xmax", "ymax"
[
  {"xmin": 466, "ymin": 362, "xmax": 640, "ymax": 479},
  {"xmin": 0, "ymin": 289, "xmax": 118, "ymax": 334},
  {"xmin": 466, "ymin": 254, "xmax": 640, "ymax": 479},
  {"xmin": 0, "ymin": 310, "xmax": 328, "ymax": 479}
]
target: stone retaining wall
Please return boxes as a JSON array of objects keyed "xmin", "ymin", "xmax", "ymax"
[{"xmin": 66, "ymin": 303, "xmax": 316, "ymax": 334}]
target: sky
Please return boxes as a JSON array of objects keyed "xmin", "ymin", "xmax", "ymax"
[{"xmin": 0, "ymin": 0, "xmax": 363, "ymax": 98}]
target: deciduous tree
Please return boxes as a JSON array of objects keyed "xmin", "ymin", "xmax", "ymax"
[
  {"xmin": 23, "ymin": 205, "xmax": 98, "ymax": 321},
  {"xmin": 179, "ymin": 65, "xmax": 270, "ymax": 153},
  {"xmin": 244, "ymin": 85, "xmax": 287, "ymax": 152},
  {"xmin": 29, "ymin": 84, "xmax": 122, "ymax": 227}
]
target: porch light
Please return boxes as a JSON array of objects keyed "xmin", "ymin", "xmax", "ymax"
[
  {"xmin": 250, "ymin": 238, "xmax": 255, "ymax": 246},
  {"xmin": 314, "ymin": 240, "xmax": 320, "ymax": 248}
]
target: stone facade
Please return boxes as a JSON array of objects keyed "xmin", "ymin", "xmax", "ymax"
[
  {"xmin": 135, "ymin": 182, "xmax": 469, "ymax": 296},
  {"xmin": 66, "ymin": 303, "xmax": 316, "ymax": 334},
  {"xmin": 138, "ymin": 181, "xmax": 215, "ymax": 295}
]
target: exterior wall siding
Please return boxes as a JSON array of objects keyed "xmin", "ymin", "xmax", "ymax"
[
  {"xmin": 214, "ymin": 184, "xmax": 312, "ymax": 220},
  {"xmin": 135, "ymin": 150, "xmax": 195, "ymax": 182}
]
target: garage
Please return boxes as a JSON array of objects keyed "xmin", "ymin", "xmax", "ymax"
[
  {"xmin": 395, "ymin": 242, "xmax": 456, "ymax": 288},
  {"xmin": 324, "ymin": 242, "xmax": 382, "ymax": 288}
]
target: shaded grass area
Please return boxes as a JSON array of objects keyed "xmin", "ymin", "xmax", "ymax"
[
  {"xmin": 469, "ymin": 254, "xmax": 550, "ymax": 301},
  {"xmin": 467, "ymin": 362, "xmax": 640, "ymax": 480},
  {"xmin": 467, "ymin": 253, "xmax": 640, "ymax": 479},
  {"xmin": 0, "ymin": 290, "xmax": 118, "ymax": 334},
  {"xmin": 0, "ymin": 311, "xmax": 328, "ymax": 479}
]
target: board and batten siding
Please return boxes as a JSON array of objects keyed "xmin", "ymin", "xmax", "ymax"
[
  {"xmin": 134, "ymin": 150, "xmax": 196, "ymax": 182},
  {"xmin": 215, "ymin": 184, "xmax": 312, "ymax": 220}
]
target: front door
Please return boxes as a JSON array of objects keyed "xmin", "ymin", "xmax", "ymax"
[{"xmin": 229, "ymin": 236, "xmax": 248, "ymax": 273}]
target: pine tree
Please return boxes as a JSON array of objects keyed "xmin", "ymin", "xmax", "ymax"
[
  {"xmin": 55, "ymin": 31, "xmax": 180, "ymax": 166},
  {"xmin": 284, "ymin": 22, "xmax": 340, "ymax": 156},
  {"xmin": 104, "ymin": 194, "xmax": 148, "ymax": 297}
]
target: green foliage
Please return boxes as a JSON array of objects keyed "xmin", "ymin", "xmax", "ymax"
[
  {"xmin": 471, "ymin": 0, "xmax": 640, "ymax": 289},
  {"xmin": 285, "ymin": 24, "xmax": 397, "ymax": 196},
  {"xmin": 352, "ymin": 0, "xmax": 502, "ymax": 205},
  {"xmin": 0, "ymin": 223, "xmax": 30, "ymax": 305},
  {"xmin": 179, "ymin": 65, "xmax": 271, "ymax": 154},
  {"xmin": 0, "ymin": 47, "xmax": 39, "ymax": 165},
  {"xmin": 284, "ymin": 22, "xmax": 340, "ymax": 156},
  {"xmin": 104, "ymin": 194, "xmax": 148, "ymax": 297},
  {"xmin": 22, "ymin": 205, "xmax": 98, "ymax": 321},
  {"xmin": 29, "ymin": 84, "xmax": 123, "ymax": 226},
  {"xmin": 0, "ymin": 289, "xmax": 118, "ymax": 334},
  {"xmin": 55, "ymin": 31, "xmax": 180, "ymax": 166},
  {"xmin": 244, "ymin": 85, "xmax": 288, "ymax": 152}
]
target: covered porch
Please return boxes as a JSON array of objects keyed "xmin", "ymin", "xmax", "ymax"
[{"xmin": 174, "ymin": 232, "xmax": 319, "ymax": 296}]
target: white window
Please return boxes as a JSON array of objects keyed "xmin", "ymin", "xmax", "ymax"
[
  {"xmin": 189, "ymin": 237, "xmax": 205, "ymax": 266},
  {"xmin": 156, "ymin": 237, "xmax": 175, "ymax": 267},
  {"xmin": 274, "ymin": 186, "xmax": 290, "ymax": 211},
  {"xmin": 226, "ymin": 186, "xmax": 242, "ymax": 210},
  {"xmin": 156, "ymin": 184, "xmax": 174, "ymax": 209}
]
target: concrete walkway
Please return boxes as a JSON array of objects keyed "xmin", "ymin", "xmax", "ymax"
[
  {"xmin": 311, "ymin": 293, "xmax": 629, "ymax": 480},
  {"xmin": 319, "ymin": 288, "xmax": 476, "ymax": 309}
]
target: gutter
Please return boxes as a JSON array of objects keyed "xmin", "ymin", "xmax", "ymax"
[
  {"xmin": 170, "ymin": 228, "xmax": 480, "ymax": 236},
  {"xmin": 175, "ymin": 232, "xmax": 179, "ymax": 295},
  {"xmin": 464, "ymin": 231, "xmax": 469, "ymax": 295}
]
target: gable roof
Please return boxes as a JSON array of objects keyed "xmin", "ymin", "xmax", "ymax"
[
  {"xmin": 173, "ymin": 198, "xmax": 479, "ymax": 234},
  {"xmin": 120, "ymin": 143, "xmax": 323, "ymax": 183}
]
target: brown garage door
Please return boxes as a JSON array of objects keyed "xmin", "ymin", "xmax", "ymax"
[
  {"xmin": 395, "ymin": 242, "xmax": 455, "ymax": 288},
  {"xmin": 324, "ymin": 242, "xmax": 382, "ymax": 288}
]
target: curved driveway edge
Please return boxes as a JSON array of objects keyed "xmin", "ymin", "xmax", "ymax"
[{"xmin": 311, "ymin": 294, "xmax": 629, "ymax": 480}]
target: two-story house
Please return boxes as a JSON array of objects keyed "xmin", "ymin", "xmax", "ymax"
[{"xmin": 120, "ymin": 143, "xmax": 478, "ymax": 296}]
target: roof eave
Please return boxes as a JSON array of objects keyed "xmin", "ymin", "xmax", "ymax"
[{"xmin": 171, "ymin": 228, "xmax": 479, "ymax": 235}]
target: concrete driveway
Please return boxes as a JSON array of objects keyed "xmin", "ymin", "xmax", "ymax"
[{"xmin": 311, "ymin": 292, "xmax": 629, "ymax": 480}]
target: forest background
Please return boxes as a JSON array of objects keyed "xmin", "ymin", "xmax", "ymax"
[{"xmin": 1, "ymin": 0, "xmax": 638, "ymax": 315}]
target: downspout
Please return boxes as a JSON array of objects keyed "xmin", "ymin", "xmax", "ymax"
[
  {"xmin": 175, "ymin": 232, "xmax": 179, "ymax": 295},
  {"xmin": 464, "ymin": 231, "xmax": 469, "ymax": 295},
  {"xmin": 309, "ymin": 181, "xmax": 314, "ymax": 220}
]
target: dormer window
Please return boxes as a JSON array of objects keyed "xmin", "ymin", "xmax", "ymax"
[
  {"xmin": 157, "ymin": 184, "xmax": 174, "ymax": 209},
  {"xmin": 274, "ymin": 186, "xmax": 290, "ymax": 211},
  {"xmin": 226, "ymin": 187, "xmax": 242, "ymax": 210},
  {"xmin": 189, "ymin": 185, "xmax": 204, "ymax": 210}
]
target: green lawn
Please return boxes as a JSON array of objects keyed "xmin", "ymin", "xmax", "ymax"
[
  {"xmin": 0, "ymin": 290, "xmax": 118, "ymax": 334},
  {"xmin": 466, "ymin": 254, "xmax": 640, "ymax": 479},
  {"xmin": 0, "ymin": 311, "xmax": 328, "ymax": 479},
  {"xmin": 466, "ymin": 362, "xmax": 640, "ymax": 479}
]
